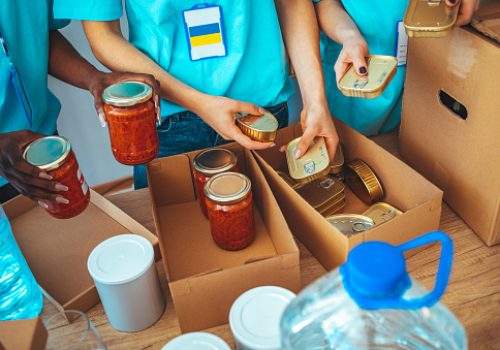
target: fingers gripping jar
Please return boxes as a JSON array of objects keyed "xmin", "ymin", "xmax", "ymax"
[{"xmin": 204, "ymin": 172, "xmax": 255, "ymax": 251}]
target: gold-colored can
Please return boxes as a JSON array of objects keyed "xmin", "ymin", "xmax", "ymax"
[
  {"xmin": 326, "ymin": 214, "xmax": 375, "ymax": 238},
  {"xmin": 286, "ymin": 137, "xmax": 330, "ymax": 185},
  {"xmin": 319, "ymin": 196, "xmax": 346, "ymax": 217},
  {"xmin": 338, "ymin": 55, "xmax": 398, "ymax": 99},
  {"xmin": 296, "ymin": 177, "xmax": 345, "ymax": 210},
  {"xmin": 404, "ymin": 0, "xmax": 459, "ymax": 38},
  {"xmin": 363, "ymin": 202, "xmax": 403, "ymax": 226},
  {"xmin": 236, "ymin": 110, "xmax": 279, "ymax": 142},
  {"xmin": 276, "ymin": 170, "xmax": 302, "ymax": 189},
  {"xmin": 330, "ymin": 144, "xmax": 344, "ymax": 175},
  {"xmin": 345, "ymin": 159, "xmax": 384, "ymax": 204}
]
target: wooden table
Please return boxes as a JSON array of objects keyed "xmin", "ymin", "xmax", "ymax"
[{"xmin": 41, "ymin": 188, "xmax": 499, "ymax": 350}]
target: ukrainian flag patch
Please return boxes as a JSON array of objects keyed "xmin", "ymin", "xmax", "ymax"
[{"xmin": 183, "ymin": 5, "xmax": 226, "ymax": 61}]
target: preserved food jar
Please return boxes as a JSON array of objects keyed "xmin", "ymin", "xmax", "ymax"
[
  {"xmin": 204, "ymin": 172, "xmax": 254, "ymax": 251},
  {"xmin": 102, "ymin": 81, "xmax": 159, "ymax": 165},
  {"xmin": 193, "ymin": 148, "xmax": 238, "ymax": 217},
  {"xmin": 23, "ymin": 136, "xmax": 90, "ymax": 219}
]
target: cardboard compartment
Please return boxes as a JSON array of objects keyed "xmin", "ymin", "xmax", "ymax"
[
  {"xmin": 254, "ymin": 122, "xmax": 443, "ymax": 270},
  {"xmin": 3, "ymin": 189, "xmax": 158, "ymax": 312},
  {"xmin": 146, "ymin": 144, "xmax": 300, "ymax": 332},
  {"xmin": 0, "ymin": 317, "xmax": 47, "ymax": 350},
  {"xmin": 400, "ymin": 23, "xmax": 500, "ymax": 246}
]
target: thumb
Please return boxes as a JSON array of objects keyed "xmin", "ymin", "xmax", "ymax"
[
  {"xmin": 352, "ymin": 53, "xmax": 368, "ymax": 76},
  {"xmin": 294, "ymin": 127, "xmax": 317, "ymax": 160},
  {"xmin": 236, "ymin": 101, "xmax": 266, "ymax": 116}
]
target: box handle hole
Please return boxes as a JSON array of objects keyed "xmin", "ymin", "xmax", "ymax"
[{"xmin": 439, "ymin": 90, "xmax": 468, "ymax": 120}]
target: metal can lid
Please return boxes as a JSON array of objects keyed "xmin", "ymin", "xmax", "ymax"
[
  {"xmin": 327, "ymin": 214, "xmax": 375, "ymax": 237},
  {"xmin": 362, "ymin": 202, "xmax": 403, "ymax": 226},
  {"xmin": 345, "ymin": 159, "xmax": 384, "ymax": 204},
  {"xmin": 102, "ymin": 81, "xmax": 153, "ymax": 107},
  {"xmin": 286, "ymin": 137, "xmax": 330, "ymax": 183},
  {"xmin": 23, "ymin": 136, "xmax": 71, "ymax": 171},
  {"xmin": 296, "ymin": 177, "xmax": 345, "ymax": 209},
  {"xmin": 161, "ymin": 332, "xmax": 231, "ymax": 350},
  {"xmin": 204, "ymin": 172, "xmax": 251, "ymax": 204},
  {"xmin": 236, "ymin": 111, "xmax": 279, "ymax": 133},
  {"xmin": 193, "ymin": 148, "xmax": 237, "ymax": 175}
]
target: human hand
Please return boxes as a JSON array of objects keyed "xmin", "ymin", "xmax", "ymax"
[
  {"xmin": 197, "ymin": 96, "xmax": 276, "ymax": 150},
  {"xmin": 334, "ymin": 35, "xmax": 369, "ymax": 83},
  {"xmin": 0, "ymin": 130, "xmax": 69, "ymax": 206},
  {"xmin": 445, "ymin": 0, "xmax": 481, "ymax": 26},
  {"xmin": 87, "ymin": 71, "xmax": 161, "ymax": 127}
]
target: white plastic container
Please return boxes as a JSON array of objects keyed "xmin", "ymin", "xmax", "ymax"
[
  {"xmin": 162, "ymin": 332, "xmax": 231, "ymax": 350},
  {"xmin": 87, "ymin": 234, "xmax": 164, "ymax": 332},
  {"xmin": 229, "ymin": 286, "xmax": 295, "ymax": 350}
]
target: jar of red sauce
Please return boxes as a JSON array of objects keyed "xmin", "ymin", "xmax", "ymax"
[
  {"xmin": 23, "ymin": 136, "xmax": 90, "ymax": 219},
  {"xmin": 102, "ymin": 81, "xmax": 159, "ymax": 165},
  {"xmin": 204, "ymin": 172, "xmax": 255, "ymax": 251},
  {"xmin": 193, "ymin": 148, "xmax": 238, "ymax": 217}
]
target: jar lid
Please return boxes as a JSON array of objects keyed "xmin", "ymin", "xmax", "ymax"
[
  {"xmin": 102, "ymin": 81, "xmax": 153, "ymax": 107},
  {"xmin": 193, "ymin": 148, "xmax": 237, "ymax": 175},
  {"xmin": 161, "ymin": 332, "xmax": 231, "ymax": 350},
  {"xmin": 345, "ymin": 159, "xmax": 384, "ymax": 204},
  {"xmin": 236, "ymin": 111, "xmax": 278, "ymax": 142},
  {"xmin": 286, "ymin": 137, "xmax": 330, "ymax": 184},
  {"xmin": 87, "ymin": 234, "xmax": 154, "ymax": 285},
  {"xmin": 229, "ymin": 286, "xmax": 295, "ymax": 350},
  {"xmin": 326, "ymin": 214, "xmax": 375, "ymax": 237},
  {"xmin": 23, "ymin": 136, "xmax": 71, "ymax": 171},
  {"xmin": 204, "ymin": 172, "xmax": 251, "ymax": 204}
]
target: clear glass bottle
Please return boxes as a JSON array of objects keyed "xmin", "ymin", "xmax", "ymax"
[
  {"xmin": 281, "ymin": 231, "xmax": 467, "ymax": 350},
  {"xmin": 0, "ymin": 205, "xmax": 43, "ymax": 320}
]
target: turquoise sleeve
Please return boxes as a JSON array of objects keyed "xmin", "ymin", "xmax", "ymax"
[
  {"xmin": 49, "ymin": 0, "xmax": 70, "ymax": 29},
  {"xmin": 52, "ymin": 0, "xmax": 123, "ymax": 21}
]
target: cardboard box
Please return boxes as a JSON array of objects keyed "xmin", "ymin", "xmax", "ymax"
[
  {"xmin": 400, "ymin": 24, "xmax": 500, "ymax": 246},
  {"xmin": 146, "ymin": 144, "xmax": 300, "ymax": 332},
  {"xmin": 0, "ymin": 317, "xmax": 47, "ymax": 350},
  {"xmin": 471, "ymin": 0, "xmax": 500, "ymax": 43},
  {"xmin": 254, "ymin": 122, "xmax": 443, "ymax": 270},
  {"xmin": 3, "ymin": 189, "xmax": 158, "ymax": 311}
]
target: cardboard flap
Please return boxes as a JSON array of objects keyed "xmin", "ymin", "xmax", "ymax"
[
  {"xmin": 0, "ymin": 317, "xmax": 47, "ymax": 350},
  {"xmin": 472, "ymin": 0, "xmax": 500, "ymax": 43}
]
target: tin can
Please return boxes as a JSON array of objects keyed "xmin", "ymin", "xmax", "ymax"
[
  {"xmin": 276, "ymin": 170, "xmax": 301, "ymax": 189},
  {"xmin": 338, "ymin": 55, "xmax": 398, "ymax": 99},
  {"xmin": 296, "ymin": 177, "xmax": 345, "ymax": 211},
  {"xmin": 193, "ymin": 148, "xmax": 238, "ymax": 218},
  {"xmin": 23, "ymin": 136, "xmax": 90, "ymax": 219},
  {"xmin": 286, "ymin": 137, "xmax": 330, "ymax": 185},
  {"xmin": 404, "ymin": 0, "xmax": 459, "ymax": 38},
  {"xmin": 236, "ymin": 110, "xmax": 279, "ymax": 142},
  {"xmin": 363, "ymin": 202, "xmax": 403, "ymax": 226},
  {"xmin": 326, "ymin": 214, "xmax": 375, "ymax": 237},
  {"xmin": 319, "ymin": 196, "xmax": 346, "ymax": 217},
  {"xmin": 345, "ymin": 159, "xmax": 384, "ymax": 204},
  {"xmin": 330, "ymin": 144, "xmax": 344, "ymax": 175},
  {"xmin": 102, "ymin": 81, "xmax": 159, "ymax": 165}
]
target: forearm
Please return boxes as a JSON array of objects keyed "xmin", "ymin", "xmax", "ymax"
[
  {"xmin": 82, "ymin": 21, "xmax": 208, "ymax": 115},
  {"xmin": 315, "ymin": 0, "xmax": 362, "ymax": 44},
  {"xmin": 48, "ymin": 30, "xmax": 101, "ymax": 90}
]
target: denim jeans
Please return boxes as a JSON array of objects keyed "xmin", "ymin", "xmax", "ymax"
[{"xmin": 134, "ymin": 102, "xmax": 289, "ymax": 189}]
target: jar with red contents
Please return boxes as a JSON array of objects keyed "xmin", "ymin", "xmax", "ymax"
[
  {"xmin": 23, "ymin": 136, "xmax": 90, "ymax": 219},
  {"xmin": 193, "ymin": 148, "xmax": 238, "ymax": 218},
  {"xmin": 204, "ymin": 172, "xmax": 255, "ymax": 251},
  {"xmin": 102, "ymin": 81, "xmax": 159, "ymax": 165}
]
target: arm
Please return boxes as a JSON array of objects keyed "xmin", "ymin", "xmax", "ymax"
[
  {"xmin": 82, "ymin": 20, "xmax": 273, "ymax": 150},
  {"xmin": 275, "ymin": 0, "xmax": 338, "ymax": 160},
  {"xmin": 315, "ymin": 0, "xmax": 369, "ymax": 81},
  {"xmin": 445, "ymin": 0, "xmax": 481, "ymax": 26}
]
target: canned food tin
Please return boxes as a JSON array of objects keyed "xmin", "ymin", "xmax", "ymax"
[
  {"xmin": 286, "ymin": 137, "xmax": 330, "ymax": 184},
  {"xmin": 338, "ymin": 55, "xmax": 398, "ymax": 99},
  {"xmin": 276, "ymin": 170, "xmax": 301, "ymax": 189},
  {"xmin": 296, "ymin": 177, "xmax": 345, "ymax": 210},
  {"xmin": 404, "ymin": 0, "xmax": 459, "ymax": 38},
  {"xmin": 319, "ymin": 195, "xmax": 346, "ymax": 217},
  {"xmin": 236, "ymin": 110, "xmax": 279, "ymax": 142},
  {"xmin": 363, "ymin": 202, "xmax": 403, "ymax": 226},
  {"xmin": 330, "ymin": 144, "xmax": 345, "ymax": 175},
  {"xmin": 326, "ymin": 214, "xmax": 375, "ymax": 237},
  {"xmin": 345, "ymin": 159, "xmax": 384, "ymax": 204}
]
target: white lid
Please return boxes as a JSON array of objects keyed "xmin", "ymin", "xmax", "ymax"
[
  {"xmin": 161, "ymin": 332, "xmax": 231, "ymax": 350},
  {"xmin": 229, "ymin": 286, "xmax": 295, "ymax": 350},
  {"xmin": 87, "ymin": 234, "xmax": 154, "ymax": 285}
]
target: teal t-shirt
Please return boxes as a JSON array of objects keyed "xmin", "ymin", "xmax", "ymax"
[
  {"xmin": 0, "ymin": 0, "xmax": 69, "ymax": 187},
  {"xmin": 54, "ymin": 0, "xmax": 295, "ymax": 120},
  {"xmin": 314, "ymin": 0, "xmax": 408, "ymax": 136}
]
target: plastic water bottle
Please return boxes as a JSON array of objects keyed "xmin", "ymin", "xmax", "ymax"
[
  {"xmin": 0, "ymin": 205, "xmax": 43, "ymax": 320},
  {"xmin": 281, "ymin": 231, "xmax": 467, "ymax": 350}
]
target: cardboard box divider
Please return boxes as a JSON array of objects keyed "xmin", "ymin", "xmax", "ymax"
[
  {"xmin": 254, "ymin": 121, "xmax": 443, "ymax": 270},
  {"xmin": 3, "ymin": 189, "xmax": 159, "ymax": 312},
  {"xmin": 0, "ymin": 317, "xmax": 47, "ymax": 350},
  {"xmin": 146, "ymin": 143, "xmax": 300, "ymax": 332}
]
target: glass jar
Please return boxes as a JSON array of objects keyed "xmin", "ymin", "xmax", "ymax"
[
  {"xmin": 102, "ymin": 81, "xmax": 159, "ymax": 165},
  {"xmin": 193, "ymin": 148, "xmax": 238, "ymax": 218},
  {"xmin": 23, "ymin": 136, "xmax": 90, "ymax": 219},
  {"xmin": 204, "ymin": 172, "xmax": 254, "ymax": 251}
]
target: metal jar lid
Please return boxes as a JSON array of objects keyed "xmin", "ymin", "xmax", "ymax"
[
  {"xmin": 204, "ymin": 172, "xmax": 251, "ymax": 204},
  {"xmin": 102, "ymin": 81, "xmax": 153, "ymax": 107},
  {"xmin": 193, "ymin": 148, "xmax": 237, "ymax": 175},
  {"xmin": 23, "ymin": 136, "xmax": 71, "ymax": 171},
  {"xmin": 327, "ymin": 214, "xmax": 375, "ymax": 237},
  {"xmin": 236, "ymin": 110, "xmax": 279, "ymax": 142},
  {"xmin": 345, "ymin": 159, "xmax": 384, "ymax": 204},
  {"xmin": 286, "ymin": 137, "xmax": 330, "ymax": 184}
]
